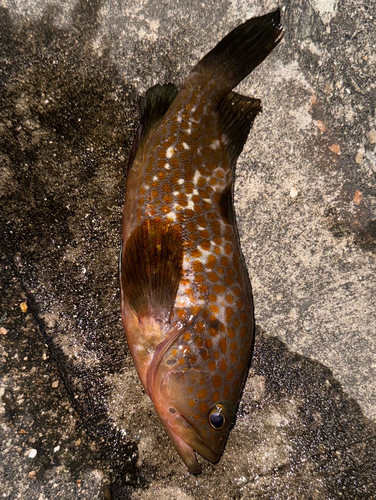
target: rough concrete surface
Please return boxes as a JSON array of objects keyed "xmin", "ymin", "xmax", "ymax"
[{"xmin": 0, "ymin": 0, "xmax": 375, "ymax": 499}]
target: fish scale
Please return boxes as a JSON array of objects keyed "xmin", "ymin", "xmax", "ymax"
[{"xmin": 120, "ymin": 10, "xmax": 283, "ymax": 473}]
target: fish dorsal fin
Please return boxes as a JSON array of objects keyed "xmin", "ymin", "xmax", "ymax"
[
  {"xmin": 121, "ymin": 219, "xmax": 183, "ymax": 323},
  {"xmin": 127, "ymin": 84, "xmax": 178, "ymax": 170},
  {"xmin": 140, "ymin": 83, "xmax": 178, "ymax": 134},
  {"xmin": 218, "ymin": 91, "xmax": 262, "ymax": 163}
]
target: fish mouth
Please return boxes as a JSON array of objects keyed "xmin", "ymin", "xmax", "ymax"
[{"xmin": 165, "ymin": 413, "xmax": 220, "ymax": 474}]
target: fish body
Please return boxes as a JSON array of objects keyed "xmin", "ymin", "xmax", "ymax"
[{"xmin": 120, "ymin": 10, "xmax": 283, "ymax": 473}]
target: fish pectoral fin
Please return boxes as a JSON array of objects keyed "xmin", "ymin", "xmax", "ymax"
[
  {"xmin": 140, "ymin": 83, "xmax": 178, "ymax": 134},
  {"xmin": 121, "ymin": 219, "xmax": 183, "ymax": 322},
  {"xmin": 219, "ymin": 92, "xmax": 262, "ymax": 163}
]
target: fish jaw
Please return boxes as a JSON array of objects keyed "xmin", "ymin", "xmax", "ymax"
[
  {"xmin": 163, "ymin": 417, "xmax": 202, "ymax": 474},
  {"xmin": 154, "ymin": 400, "xmax": 221, "ymax": 474}
]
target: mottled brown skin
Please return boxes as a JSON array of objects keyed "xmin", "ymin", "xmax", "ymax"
[{"xmin": 120, "ymin": 10, "xmax": 283, "ymax": 473}]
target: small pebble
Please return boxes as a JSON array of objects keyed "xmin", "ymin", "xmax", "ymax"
[
  {"xmin": 51, "ymin": 380, "xmax": 59, "ymax": 388},
  {"xmin": 0, "ymin": 327, "xmax": 8, "ymax": 335},
  {"xmin": 20, "ymin": 302, "xmax": 28, "ymax": 313},
  {"xmin": 355, "ymin": 148, "xmax": 364, "ymax": 164},
  {"xmin": 28, "ymin": 471, "xmax": 36, "ymax": 478},
  {"xmin": 367, "ymin": 129, "xmax": 376, "ymax": 144},
  {"xmin": 54, "ymin": 445, "xmax": 60, "ymax": 453},
  {"xmin": 28, "ymin": 449, "xmax": 37, "ymax": 459},
  {"xmin": 290, "ymin": 187, "xmax": 299, "ymax": 198},
  {"xmin": 329, "ymin": 143, "xmax": 341, "ymax": 155}
]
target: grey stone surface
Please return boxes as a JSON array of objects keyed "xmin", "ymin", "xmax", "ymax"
[{"xmin": 0, "ymin": 0, "xmax": 375, "ymax": 499}]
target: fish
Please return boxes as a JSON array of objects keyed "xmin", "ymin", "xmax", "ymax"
[{"xmin": 120, "ymin": 10, "xmax": 283, "ymax": 474}]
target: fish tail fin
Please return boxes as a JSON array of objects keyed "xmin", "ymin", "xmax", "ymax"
[{"xmin": 188, "ymin": 9, "xmax": 283, "ymax": 99}]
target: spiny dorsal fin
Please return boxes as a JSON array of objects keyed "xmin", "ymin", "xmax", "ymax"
[
  {"xmin": 121, "ymin": 219, "xmax": 183, "ymax": 323},
  {"xmin": 139, "ymin": 83, "xmax": 178, "ymax": 134},
  {"xmin": 219, "ymin": 91, "xmax": 261, "ymax": 162}
]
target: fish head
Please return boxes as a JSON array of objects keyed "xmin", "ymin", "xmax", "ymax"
[{"xmin": 151, "ymin": 367, "xmax": 236, "ymax": 474}]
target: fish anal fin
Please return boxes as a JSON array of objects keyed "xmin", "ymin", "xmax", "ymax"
[
  {"xmin": 121, "ymin": 219, "xmax": 183, "ymax": 323},
  {"xmin": 219, "ymin": 91, "xmax": 262, "ymax": 163}
]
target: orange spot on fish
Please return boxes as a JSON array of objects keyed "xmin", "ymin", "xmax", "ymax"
[
  {"xmin": 177, "ymin": 309, "xmax": 187, "ymax": 320},
  {"xmin": 228, "ymin": 327, "xmax": 235, "ymax": 339},
  {"xmin": 208, "ymin": 272, "xmax": 219, "ymax": 282},
  {"xmin": 201, "ymin": 349, "xmax": 210, "ymax": 360},
  {"xmin": 196, "ymin": 216, "xmax": 207, "ymax": 227},
  {"xmin": 200, "ymin": 240, "xmax": 211, "ymax": 251},
  {"xmin": 219, "ymin": 359, "xmax": 227, "ymax": 372},
  {"xmin": 212, "ymin": 375, "xmax": 222, "ymax": 388},
  {"xmin": 230, "ymin": 341, "xmax": 238, "ymax": 351},
  {"xmin": 211, "ymin": 220, "xmax": 221, "ymax": 235},
  {"xmin": 225, "ymin": 243, "xmax": 232, "ymax": 255},
  {"xmin": 219, "ymin": 338, "xmax": 227, "ymax": 354},
  {"xmin": 240, "ymin": 312, "xmax": 247, "ymax": 323},
  {"xmin": 197, "ymin": 177, "xmax": 206, "ymax": 188},
  {"xmin": 188, "ymin": 399, "xmax": 196, "ymax": 407},
  {"xmin": 205, "ymin": 338, "xmax": 213, "ymax": 348},
  {"xmin": 195, "ymin": 336, "xmax": 204, "ymax": 348},
  {"xmin": 209, "ymin": 326, "xmax": 218, "ymax": 337},
  {"xmin": 209, "ymin": 294, "xmax": 217, "ymax": 303},
  {"xmin": 182, "ymin": 332, "xmax": 191, "ymax": 341},
  {"xmin": 163, "ymin": 194, "xmax": 173, "ymax": 204},
  {"xmin": 199, "ymin": 402, "xmax": 209, "ymax": 413},
  {"xmin": 213, "ymin": 284, "xmax": 226, "ymax": 294},
  {"xmin": 208, "ymin": 360, "xmax": 216, "ymax": 371},
  {"xmin": 177, "ymin": 193, "xmax": 188, "ymax": 207},
  {"xmin": 207, "ymin": 255, "xmax": 217, "ymax": 268},
  {"xmin": 223, "ymin": 386, "xmax": 230, "ymax": 398},
  {"xmin": 226, "ymin": 369, "xmax": 235, "ymax": 380},
  {"xmin": 210, "ymin": 304, "xmax": 220, "ymax": 314},
  {"xmin": 229, "ymin": 353, "xmax": 237, "ymax": 363},
  {"xmin": 226, "ymin": 294, "xmax": 234, "ymax": 304},
  {"xmin": 225, "ymin": 276, "xmax": 234, "ymax": 286},
  {"xmin": 197, "ymin": 388, "xmax": 207, "ymax": 399},
  {"xmin": 240, "ymin": 327, "xmax": 247, "ymax": 338},
  {"xmin": 194, "ymin": 321, "xmax": 205, "ymax": 333},
  {"xmin": 212, "ymin": 391, "xmax": 220, "ymax": 403},
  {"xmin": 225, "ymin": 307, "xmax": 234, "ymax": 322},
  {"xmin": 192, "ymin": 260, "xmax": 204, "ymax": 273}
]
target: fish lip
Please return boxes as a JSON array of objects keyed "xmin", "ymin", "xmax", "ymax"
[
  {"xmin": 166, "ymin": 413, "xmax": 220, "ymax": 468},
  {"xmin": 166, "ymin": 424, "xmax": 202, "ymax": 474}
]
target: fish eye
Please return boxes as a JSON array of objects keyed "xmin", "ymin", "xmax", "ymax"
[{"xmin": 208, "ymin": 404, "xmax": 226, "ymax": 430}]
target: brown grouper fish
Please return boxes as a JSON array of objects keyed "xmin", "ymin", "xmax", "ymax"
[{"xmin": 120, "ymin": 10, "xmax": 283, "ymax": 473}]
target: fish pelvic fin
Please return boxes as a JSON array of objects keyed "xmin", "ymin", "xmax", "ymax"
[
  {"xmin": 188, "ymin": 9, "xmax": 283, "ymax": 100},
  {"xmin": 121, "ymin": 219, "xmax": 183, "ymax": 324}
]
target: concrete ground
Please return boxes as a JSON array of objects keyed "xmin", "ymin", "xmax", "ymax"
[{"xmin": 0, "ymin": 0, "xmax": 375, "ymax": 498}]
